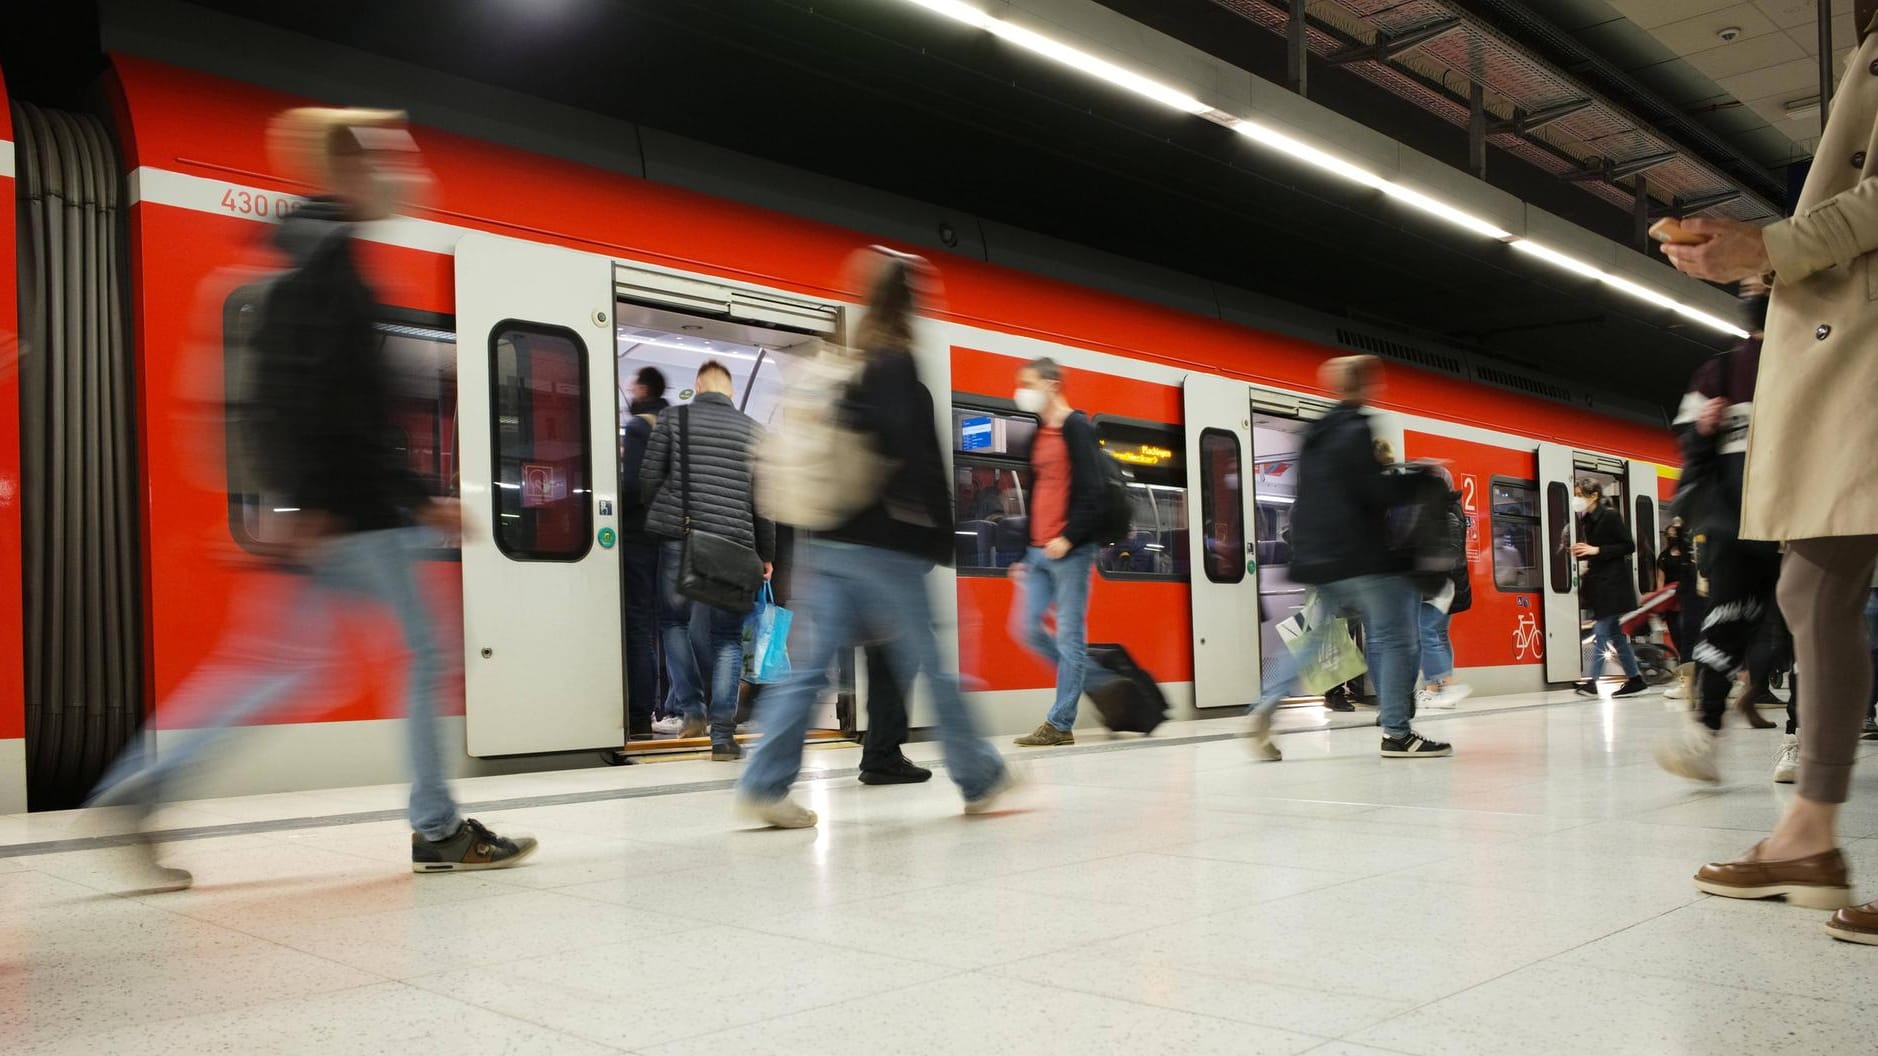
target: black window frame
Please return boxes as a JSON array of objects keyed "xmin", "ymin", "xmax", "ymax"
[
  {"xmin": 488, "ymin": 319, "xmax": 594, "ymax": 563},
  {"xmin": 950, "ymin": 396, "xmax": 1040, "ymax": 579},
  {"xmin": 221, "ymin": 285, "xmax": 459, "ymax": 559},
  {"xmin": 1091, "ymin": 414, "xmax": 1188, "ymax": 583},
  {"xmin": 1546, "ymin": 480, "xmax": 1573, "ymax": 595},
  {"xmin": 1197, "ymin": 428, "xmax": 1246, "ymax": 585},
  {"xmin": 1634, "ymin": 495, "xmax": 1657, "ymax": 595},
  {"xmin": 1486, "ymin": 475, "xmax": 1543, "ymax": 595}
]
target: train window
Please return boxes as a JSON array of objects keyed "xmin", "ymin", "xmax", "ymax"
[
  {"xmin": 953, "ymin": 465, "xmax": 1033, "ymax": 573},
  {"xmin": 490, "ymin": 322, "xmax": 592, "ymax": 562},
  {"xmin": 222, "ymin": 285, "xmax": 458, "ymax": 555},
  {"xmin": 1095, "ymin": 419, "xmax": 1188, "ymax": 580},
  {"xmin": 1546, "ymin": 481, "xmax": 1572, "ymax": 594},
  {"xmin": 1635, "ymin": 496, "xmax": 1656, "ymax": 595},
  {"xmin": 1490, "ymin": 478, "xmax": 1542, "ymax": 593},
  {"xmin": 1198, "ymin": 429, "xmax": 1245, "ymax": 584},
  {"xmin": 953, "ymin": 408, "xmax": 1037, "ymax": 460}
]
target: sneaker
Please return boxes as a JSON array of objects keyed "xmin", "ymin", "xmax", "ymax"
[
  {"xmin": 859, "ymin": 756, "xmax": 933, "ymax": 784},
  {"xmin": 1380, "ymin": 731, "xmax": 1453, "ymax": 757},
  {"xmin": 1247, "ymin": 709, "xmax": 1282, "ymax": 761},
  {"xmin": 651, "ymin": 715, "xmax": 684, "ymax": 736},
  {"xmin": 677, "ymin": 718, "xmax": 708, "ymax": 740},
  {"xmin": 1773, "ymin": 735, "xmax": 1799, "ymax": 784},
  {"xmin": 963, "ymin": 768, "xmax": 1024, "ymax": 815},
  {"xmin": 1613, "ymin": 676, "xmax": 1649, "ymax": 698},
  {"xmin": 127, "ymin": 831, "xmax": 194, "ymax": 894},
  {"xmin": 1863, "ymin": 718, "xmax": 1878, "ymax": 741},
  {"xmin": 1662, "ymin": 681, "xmax": 1689, "ymax": 702},
  {"xmin": 412, "ymin": 819, "xmax": 539, "ymax": 873},
  {"xmin": 734, "ymin": 793, "xmax": 818, "ymax": 829},
  {"xmin": 1323, "ymin": 687, "xmax": 1356, "ymax": 712},
  {"xmin": 1013, "ymin": 722, "xmax": 1074, "ymax": 747},
  {"xmin": 1415, "ymin": 687, "xmax": 1435, "ymax": 714},
  {"xmin": 1572, "ymin": 679, "xmax": 1598, "ymax": 696},
  {"xmin": 1654, "ymin": 723, "xmax": 1720, "ymax": 783},
  {"xmin": 1430, "ymin": 682, "xmax": 1472, "ymax": 710},
  {"xmin": 711, "ymin": 740, "xmax": 744, "ymax": 762}
]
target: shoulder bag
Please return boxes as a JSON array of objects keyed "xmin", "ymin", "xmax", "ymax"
[{"xmin": 676, "ymin": 406, "xmax": 765, "ymax": 615}]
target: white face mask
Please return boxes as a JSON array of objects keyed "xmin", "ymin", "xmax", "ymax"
[
  {"xmin": 1572, "ymin": 495, "xmax": 1590, "ymax": 514},
  {"xmin": 1013, "ymin": 387, "xmax": 1047, "ymax": 415}
]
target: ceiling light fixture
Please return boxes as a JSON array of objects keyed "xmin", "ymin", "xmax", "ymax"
[{"xmin": 892, "ymin": 0, "xmax": 1745, "ymax": 339}]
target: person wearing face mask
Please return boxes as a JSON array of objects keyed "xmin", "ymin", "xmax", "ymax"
[
  {"xmin": 86, "ymin": 108, "xmax": 538, "ymax": 886},
  {"xmin": 1009, "ymin": 357, "xmax": 1106, "ymax": 747},
  {"xmin": 1570, "ymin": 480, "xmax": 1647, "ymax": 697}
]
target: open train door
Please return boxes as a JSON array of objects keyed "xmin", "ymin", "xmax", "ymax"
[
  {"xmin": 1627, "ymin": 461, "xmax": 1660, "ymax": 601},
  {"xmin": 1536, "ymin": 443, "xmax": 1581, "ymax": 683},
  {"xmin": 456, "ymin": 233, "xmax": 623, "ymax": 756},
  {"xmin": 1183, "ymin": 373, "xmax": 1260, "ymax": 711}
]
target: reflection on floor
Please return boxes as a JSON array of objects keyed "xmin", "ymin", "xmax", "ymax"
[{"xmin": 3, "ymin": 689, "xmax": 1875, "ymax": 1055}]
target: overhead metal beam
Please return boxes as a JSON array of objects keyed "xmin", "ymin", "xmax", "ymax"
[
  {"xmin": 1468, "ymin": 82, "xmax": 1487, "ymax": 180},
  {"xmin": 1632, "ymin": 175, "xmax": 1650, "ymax": 250},
  {"xmin": 1287, "ymin": 0, "xmax": 1308, "ymax": 96},
  {"xmin": 1325, "ymin": 18, "xmax": 1462, "ymax": 66},
  {"xmin": 1562, "ymin": 150, "xmax": 1679, "ymax": 183},
  {"xmin": 1651, "ymin": 191, "xmax": 1745, "ymax": 218},
  {"xmin": 1488, "ymin": 98, "xmax": 1592, "ymax": 136}
]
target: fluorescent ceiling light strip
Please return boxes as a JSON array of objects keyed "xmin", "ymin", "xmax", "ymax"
[{"xmin": 895, "ymin": 0, "xmax": 1741, "ymax": 337}]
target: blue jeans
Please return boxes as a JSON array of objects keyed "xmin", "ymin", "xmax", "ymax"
[
  {"xmin": 90, "ymin": 528, "xmax": 461, "ymax": 841},
  {"xmin": 1309, "ymin": 574, "xmax": 1420, "ymax": 738},
  {"xmin": 740, "ymin": 542, "xmax": 1006, "ymax": 801},
  {"xmin": 1589, "ymin": 614, "xmax": 1641, "ymax": 679},
  {"xmin": 660, "ymin": 540, "xmax": 747, "ymax": 744},
  {"xmin": 1012, "ymin": 544, "xmax": 1097, "ymax": 731},
  {"xmin": 1418, "ymin": 601, "xmax": 1454, "ymax": 683},
  {"xmin": 621, "ymin": 540, "xmax": 661, "ymax": 729},
  {"xmin": 1252, "ymin": 619, "xmax": 1305, "ymax": 714}
]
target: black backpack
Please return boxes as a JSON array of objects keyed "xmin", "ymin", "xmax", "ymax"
[
  {"xmin": 1384, "ymin": 463, "xmax": 1462, "ymax": 594},
  {"xmin": 1084, "ymin": 643, "xmax": 1166, "ymax": 734}
]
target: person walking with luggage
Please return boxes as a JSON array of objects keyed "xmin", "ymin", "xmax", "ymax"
[
  {"xmin": 1655, "ymin": 289, "xmax": 1788, "ymax": 782},
  {"xmin": 1571, "ymin": 480, "xmax": 1647, "ymax": 698},
  {"xmin": 1658, "ymin": 3, "xmax": 1878, "ymax": 943},
  {"xmin": 641, "ymin": 361, "xmax": 775, "ymax": 761},
  {"xmin": 737, "ymin": 252, "xmax": 1013, "ymax": 827},
  {"xmin": 87, "ymin": 108, "xmax": 536, "ymax": 887},
  {"xmin": 1418, "ymin": 465, "xmax": 1472, "ymax": 711},
  {"xmin": 1278, "ymin": 355, "xmax": 1450, "ymax": 758},
  {"xmin": 1009, "ymin": 357, "xmax": 1105, "ymax": 747},
  {"xmin": 620, "ymin": 366, "xmax": 670, "ymax": 740}
]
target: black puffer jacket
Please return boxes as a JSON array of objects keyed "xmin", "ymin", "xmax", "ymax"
[
  {"xmin": 825, "ymin": 351, "xmax": 955, "ymax": 565},
  {"xmin": 248, "ymin": 198, "xmax": 431, "ymax": 531},
  {"xmin": 1290, "ymin": 402, "xmax": 1404, "ymax": 585},
  {"xmin": 641, "ymin": 393, "xmax": 776, "ymax": 561},
  {"xmin": 1577, "ymin": 502, "xmax": 1637, "ymax": 619}
]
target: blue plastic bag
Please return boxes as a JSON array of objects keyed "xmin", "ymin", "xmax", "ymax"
[{"xmin": 742, "ymin": 582, "xmax": 794, "ymax": 685}]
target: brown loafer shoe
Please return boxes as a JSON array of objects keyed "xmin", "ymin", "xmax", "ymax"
[
  {"xmin": 1694, "ymin": 841, "xmax": 1852, "ymax": 909},
  {"xmin": 1826, "ymin": 901, "xmax": 1878, "ymax": 945}
]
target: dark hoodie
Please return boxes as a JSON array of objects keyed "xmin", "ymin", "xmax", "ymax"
[
  {"xmin": 1673, "ymin": 335, "xmax": 1760, "ymax": 532},
  {"xmin": 249, "ymin": 197, "xmax": 430, "ymax": 531},
  {"xmin": 1289, "ymin": 402, "xmax": 1404, "ymax": 584},
  {"xmin": 619, "ymin": 395, "xmax": 670, "ymax": 541}
]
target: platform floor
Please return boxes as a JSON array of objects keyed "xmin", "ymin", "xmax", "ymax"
[{"xmin": 3, "ymin": 689, "xmax": 1876, "ymax": 1055}]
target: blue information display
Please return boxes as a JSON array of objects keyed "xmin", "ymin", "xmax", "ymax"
[{"xmin": 960, "ymin": 415, "xmax": 993, "ymax": 451}]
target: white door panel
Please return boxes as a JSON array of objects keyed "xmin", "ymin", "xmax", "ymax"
[
  {"xmin": 457, "ymin": 233, "xmax": 622, "ymax": 756},
  {"xmin": 1184, "ymin": 374, "xmax": 1259, "ymax": 711},
  {"xmin": 1537, "ymin": 443, "xmax": 1580, "ymax": 683}
]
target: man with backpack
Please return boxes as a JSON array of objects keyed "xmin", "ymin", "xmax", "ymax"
[
  {"xmin": 641, "ymin": 361, "xmax": 775, "ymax": 761},
  {"xmin": 1287, "ymin": 355, "xmax": 1452, "ymax": 758},
  {"xmin": 1010, "ymin": 358, "xmax": 1108, "ymax": 747},
  {"xmin": 619, "ymin": 366, "xmax": 669, "ymax": 740}
]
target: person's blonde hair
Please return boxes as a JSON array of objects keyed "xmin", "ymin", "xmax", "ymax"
[
  {"xmin": 1320, "ymin": 354, "xmax": 1379, "ymax": 401},
  {"xmin": 266, "ymin": 107, "xmax": 407, "ymax": 189}
]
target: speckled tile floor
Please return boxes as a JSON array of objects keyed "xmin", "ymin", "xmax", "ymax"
[{"xmin": 2, "ymin": 691, "xmax": 1875, "ymax": 1055}]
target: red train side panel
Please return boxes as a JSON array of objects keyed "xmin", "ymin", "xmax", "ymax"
[{"xmin": 2, "ymin": 78, "xmax": 25, "ymax": 791}]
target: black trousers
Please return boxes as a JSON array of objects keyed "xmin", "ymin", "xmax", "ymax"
[
  {"xmin": 860, "ymin": 642, "xmax": 911, "ymax": 771},
  {"xmin": 1694, "ymin": 529, "xmax": 1782, "ymax": 732}
]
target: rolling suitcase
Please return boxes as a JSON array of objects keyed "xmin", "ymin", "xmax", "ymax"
[{"xmin": 1084, "ymin": 643, "xmax": 1167, "ymax": 735}]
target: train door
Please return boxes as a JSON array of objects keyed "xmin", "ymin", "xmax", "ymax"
[
  {"xmin": 1183, "ymin": 374, "xmax": 1259, "ymax": 709},
  {"xmin": 1536, "ymin": 443, "xmax": 1647, "ymax": 684},
  {"xmin": 1248, "ymin": 389, "xmax": 1335, "ymax": 696},
  {"xmin": 457, "ymin": 233, "xmax": 622, "ymax": 755}
]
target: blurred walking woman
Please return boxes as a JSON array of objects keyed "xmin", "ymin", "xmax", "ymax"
[
  {"xmin": 1572, "ymin": 479, "xmax": 1646, "ymax": 697},
  {"xmin": 735, "ymin": 250, "xmax": 1016, "ymax": 828}
]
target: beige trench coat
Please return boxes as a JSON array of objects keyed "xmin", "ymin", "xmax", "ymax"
[{"xmin": 1746, "ymin": 12, "xmax": 1878, "ymax": 541}]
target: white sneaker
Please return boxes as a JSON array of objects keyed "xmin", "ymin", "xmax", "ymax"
[
  {"xmin": 1247, "ymin": 709, "xmax": 1282, "ymax": 761},
  {"xmin": 1416, "ymin": 687, "xmax": 1436, "ymax": 713},
  {"xmin": 963, "ymin": 768, "xmax": 1024, "ymax": 815},
  {"xmin": 1773, "ymin": 735, "xmax": 1799, "ymax": 784},
  {"xmin": 734, "ymin": 794, "xmax": 818, "ymax": 829},
  {"xmin": 1430, "ymin": 683, "xmax": 1472, "ymax": 709},
  {"xmin": 1663, "ymin": 681, "xmax": 1688, "ymax": 701},
  {"xmin": 651, "ymin": 715, "xmax": 684, "ymax": 736},
  {"xmin": 1653, "ymin": 722, "xmax": 1721, "ymax": 783}
]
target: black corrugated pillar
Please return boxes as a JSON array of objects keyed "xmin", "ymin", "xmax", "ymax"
[
  {"xmin": 1819, "ymin": 0, "xmax": 1835, "ymax": 134},
  {"xmin": 1288, "ymin": 0, "xmax": 1308, "ymax": 96},
  {"xmin": 1468, "ymin": 82, "xmax": 1487, "ymax": 179},
  {"xmin": 1632, "ymin": 175, "xmax": 1650, "ymax": 250}
]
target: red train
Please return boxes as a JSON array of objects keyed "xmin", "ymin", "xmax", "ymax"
[{"xmin": 0, "ymin": 51, "xmax": 1689, "ymax": 810}]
